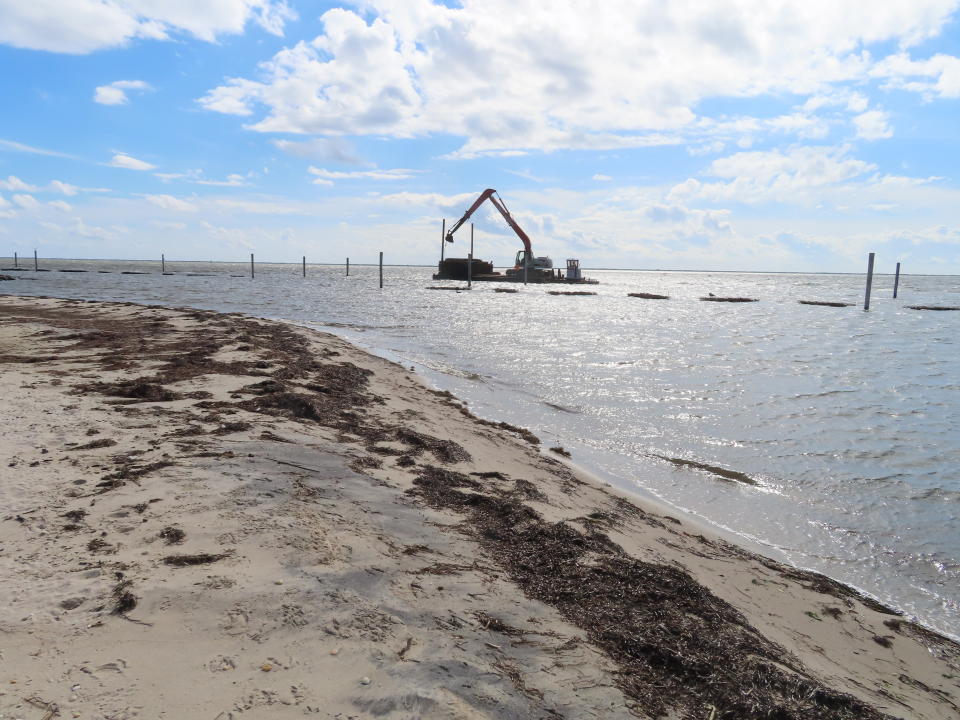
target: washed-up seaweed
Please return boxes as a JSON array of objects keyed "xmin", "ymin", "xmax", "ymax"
[{"xmin": 408, "ymin": 465, "xmax": 889, "ymax": 720}]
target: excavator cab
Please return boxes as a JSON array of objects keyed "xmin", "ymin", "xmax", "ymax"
[{"xmin": 514, "ymin": 249, "xmax": 534, "ymax": 269}]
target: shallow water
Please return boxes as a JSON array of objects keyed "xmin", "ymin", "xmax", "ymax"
[{"xmin": 4, "ymin": 259, "xmax": 958, "ymax": 638}]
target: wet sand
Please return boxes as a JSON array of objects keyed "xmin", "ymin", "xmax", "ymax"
[{"xmin": 1, "ymin": 294, "xmax": 958, "ymax": 719}]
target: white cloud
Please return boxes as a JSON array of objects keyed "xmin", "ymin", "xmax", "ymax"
[
  {"xmin": 196, "ymin": 173, "xmax": 249, "ymax": 187},
  {"xmin": 0, "ymin": 138, "xmax": 77, "ymax": 158},
  {"xmin": 0, "ymin": 1, "xmax": 296, "ymax": 54},
  {"xmin": 48, "ymin": 180, "xmax": 78, "ymax": 195},
  {"xmin": 273, "ymin": 138, "xmax": 367, "ymax": 165},
  {"xmin": 48, "ymin": 200, "xmax": 72, "ymax": 212},
  {"xmin": 199, "ymin": 1, "xmax": 958, "ymax": 155},
  {"xmin": 0, "ymin": 193, "xmax": 8, "ymax": 208},
  {"xmin": 592, "ymin": 174, "xmax": 612, "ymax": 181},
  {"xmin": 146, "ymin": 194, "xmax": 198, "ymax": 212},
  {"xmin": 669, "ymin": 145, "xmax": 877, "ymax": 204},
  {"xmin": 12, "ymin": 193, "xmax": 40, "ymax": 210},
  {"xmin": 872, "ymin": 51, "xmax": 960, "ymax": 99},
  {"xmin": 308, "ymin": 166, "xmax": 417, "ymax": 185},
  {"xmin": 0, "ymin": 175, "xmax": 38, "ymax": 191},
  {"xmin": 70, "ymin": 217, "xmax": 120, "ymax": 241},
  {"xmin": 109, "ymin": 153, "xmax": 155, "ymax": 171},
  {"xmin": 94, "ymin": 80, "xmax": 152, "ymax": 105},
  {"xmin": 155, "ymin": 169, "xmax": 250, "ymax": 186},
  {"xmin": 152, "ymin": 220, "xmax": 187, "ymax": 231},
  {"xmin": 853, "ymin": 110, "xmax": 893, "ymax": 140}
]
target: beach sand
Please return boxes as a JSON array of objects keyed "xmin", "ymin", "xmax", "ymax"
[{"xmin": 1, "ymin": 294, "xmax": 957, "ymax": 720}]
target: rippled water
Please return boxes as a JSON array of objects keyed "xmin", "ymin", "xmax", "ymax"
[{"xmin": 4, "ymin": 258, "xmax": 958, "ymax": 638}]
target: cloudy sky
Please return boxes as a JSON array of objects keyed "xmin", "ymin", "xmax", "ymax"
[{"xmin": 1, "ymin": 0, "xmax": 958, "ymax": 272}]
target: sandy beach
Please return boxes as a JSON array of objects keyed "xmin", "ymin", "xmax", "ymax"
[{"xmin": 1, "ymin": 294, "xmax": 958, "ymax": 720}]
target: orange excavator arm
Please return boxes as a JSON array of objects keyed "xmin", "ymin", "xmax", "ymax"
[{"xmin": 445, "ymin": 188, "xmax": 533, "ymax": 257}]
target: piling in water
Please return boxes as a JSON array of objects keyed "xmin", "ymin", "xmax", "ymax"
[
  {"xmin": 893, "ymin": 262, "xmax": 901, "ymax": 298},
  {"xmin": 864, "ymin": 252, "xmax": 875, "ymax": 311}
]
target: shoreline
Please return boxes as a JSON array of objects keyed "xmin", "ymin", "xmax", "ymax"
[
  {"xmin": 309, "ymin": 316, "xmax": 956, "ymax": 643},
  {"xmin": 2, "ymin": 294, "xmax": 959, "ymax": 719}
]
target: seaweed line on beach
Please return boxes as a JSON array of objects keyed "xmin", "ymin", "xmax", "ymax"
[{"xmin": 408, "ymin": 465, "xmax": 892, "ymax": 720}]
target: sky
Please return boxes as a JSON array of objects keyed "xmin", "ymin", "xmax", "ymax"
[{"xmin": 0, "ymin": 1, "xmax": 959, "ymax": 273}]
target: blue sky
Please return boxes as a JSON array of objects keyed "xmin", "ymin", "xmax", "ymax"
[{"xmin": 1, "ymin": 0, "xmax": 959, "ymax": 273}]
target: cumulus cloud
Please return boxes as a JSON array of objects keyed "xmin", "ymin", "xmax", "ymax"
[
  {"xmin": 0, "ymin": 1, "xmax": 296, "ymax": 54},
  {"xmin": 0, "ymin": 175, "xmax": 38, "ymax": 191},
  {"xmin": 12, "ymin": 193, "xmax": 40, "ymax": 210},
  {"xmin": 48, "ymin": 200, "xmax": 72, "ymax": 212},
  {"xmin": 48, "ymin": 180, "xmax": 78, "ymax": 195},
  {"xmin": 94, "ymin": 80, "xmax": 152, "ymax": 105},
  {"xmin": 146, "ymin": 194, "xmax": 198, "ymax": 212},
  {"xmin": 872, "ymin": 51, "xmax": 960, "ymax": 99},
  {"xmin": 853, "ymin": 110, "xmax": 893, "ymax": 140},
  {"xmin": 592, "ymin": 174, "xmax": 612, "ymax": 181},
  {"xmin": 109, "ymin": 153, "xmax": 155, "ymax": 170},
  {"xmin": 669, "ymin": 145, "xmax": 877, "ymax": 204},
  {"xmin": 198, "ymin": 0, "xmax": 958, "ymax": 155}
]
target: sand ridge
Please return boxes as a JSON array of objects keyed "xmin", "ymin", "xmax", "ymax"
[{"xmin": 1, "ymin": 295, "xmax": 958, "ymax": 719}]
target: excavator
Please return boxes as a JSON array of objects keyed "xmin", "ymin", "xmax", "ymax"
[{"xmin": 444, "ymin": 189, "xmax": 554, "ymax": 280}]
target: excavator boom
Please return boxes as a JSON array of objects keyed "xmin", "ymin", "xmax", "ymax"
[{"xmin": 445, "ymin": 188, "xmax": 533, "ymax": 256}]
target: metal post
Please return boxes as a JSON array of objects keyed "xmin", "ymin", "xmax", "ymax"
[
  {"xmin": 379, "ymin": 251, "xmax": 383, "ymax": 289},
  {"xmin": 468, "ymin": 223, "xmax": 474, "ymax": 290},
  {"xmin": 346, "ymin": 258, "xmax": 350, "ymax": 276},
  {"xmin": 162, "ymin": 254, "xmax": 165, "ymax": 273},
  {"xmin": 250, "ymin": 253, "xmax": 254, "ymax": 279},
  {"xmin": 302, "ymin": 256, "xmax": 306, "ymax": 277},
  {"xmin": 893, "ymin": 262, "xmax": 901, "ymax": 298},
  {"xmin": 34, "ymin": 249, "xmax": 38, "ymax": 271},
  {"xmin": 440, "ymin": 219, "xmax": 446, "ymax": 266},
  {"xmin": 864, "ymin": 252, "xmax": 875, "ymax": 310}
]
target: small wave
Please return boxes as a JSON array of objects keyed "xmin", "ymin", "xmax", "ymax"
[
  {"xmin": 910, "ymin": 487, "xmax": 960, "ymax": 502},
  {"xmin": 791, "ymin": 389, "xmax": 856, "ymax": 399}
]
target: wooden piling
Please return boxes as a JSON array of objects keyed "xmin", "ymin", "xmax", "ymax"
[
  {"xmin": 468, "ymin": 223, "xmax": 474, "ymax": 290},
  {"xmin": 33, "ymin": 250, "xmax": 37, "ymax": 271},
  {"xmin": 250, "ymin": 253, "xmax": 255, "ymax": 279},
  {"xmin": 893, "ymin": 262, "xmax": 901, "ymax": 298},
  {"xmin": 302, "ymin": 256, "xmax": 306, "ymax": 277},
  {"xmin": 864, "ymin": 252, "xmax": 875, "ymax": 310},
  {"xmin": 14, "ymin": 251, "xmax": 18, "ymax": 268},
  {"xmin": 379, "ymin": 251, "xmax": 383, "ymax": 288},
  {"xmin": 346, "ymin": 258, "xmax": 350, "ymax": 276},
  {"xmin": 162, "ymin": 254, "xmax": 165, "ymax": 273}
]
